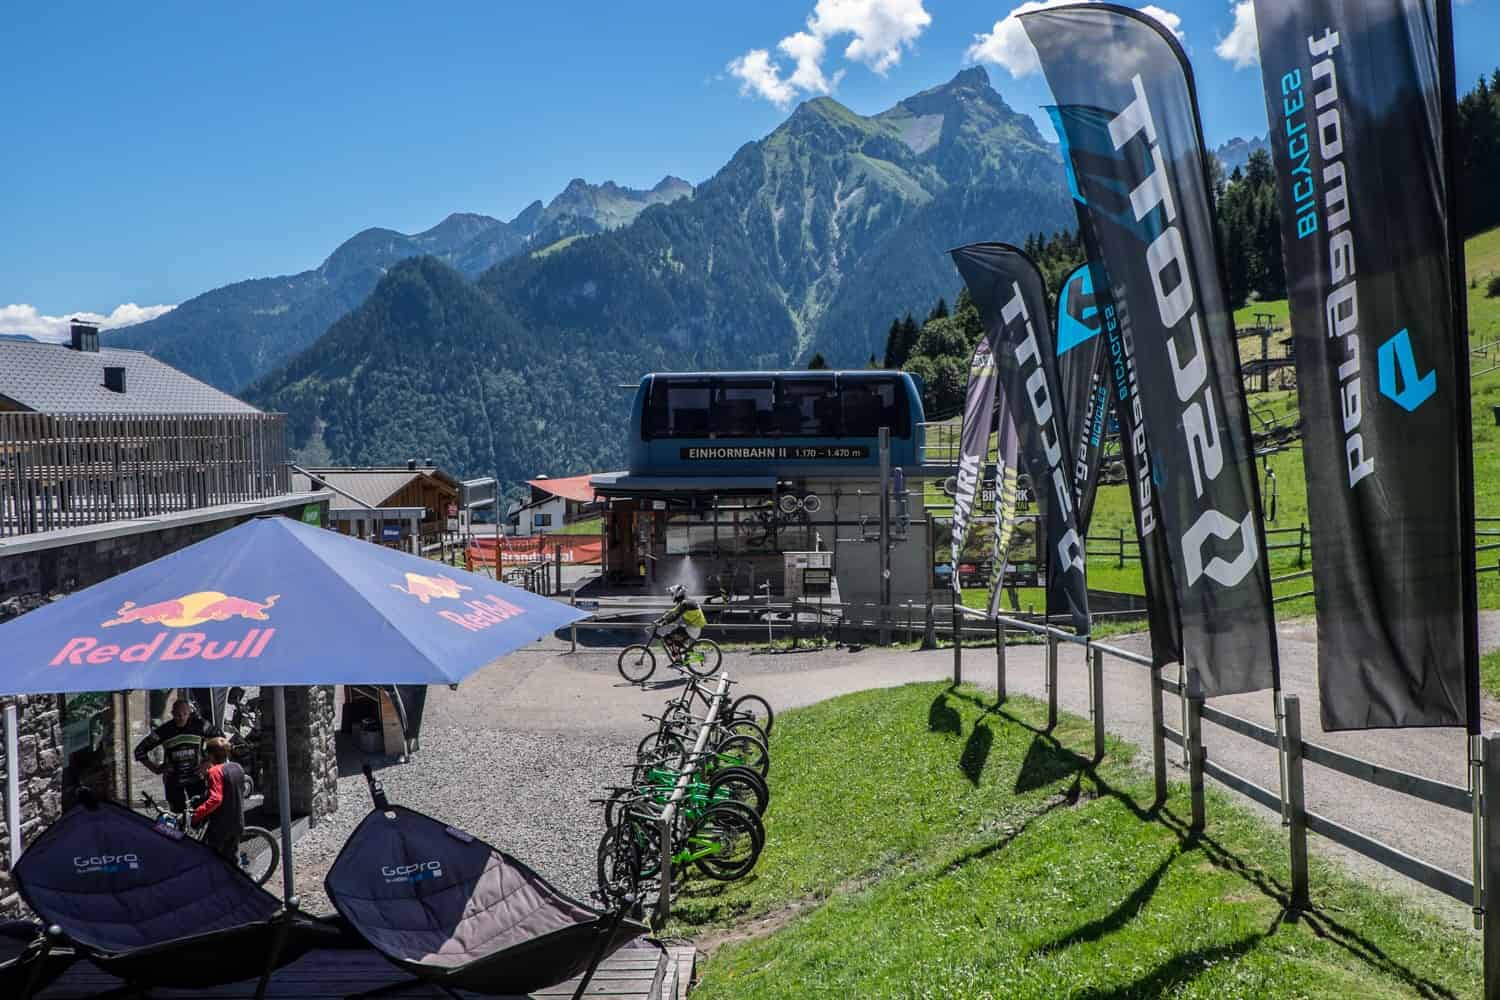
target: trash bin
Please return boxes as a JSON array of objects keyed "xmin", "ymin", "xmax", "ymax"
[{"xmin": 357, "ymin": 717, "xmax": 383, "ymax": 754}]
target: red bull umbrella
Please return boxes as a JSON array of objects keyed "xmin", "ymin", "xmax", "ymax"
[
  {"xmin": 0, "ymin": 515, "xmax": 586, "ymax": 693},
  {"xmin": 0, "ymin": 515, "xmax": 588, "ymax": 898}
]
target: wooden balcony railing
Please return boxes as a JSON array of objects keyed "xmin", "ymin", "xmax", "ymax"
[{"xmin": 0, "ymin": 411, "xmax": 291, "ymax": 537}]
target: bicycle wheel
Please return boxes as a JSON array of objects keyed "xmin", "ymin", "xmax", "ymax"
[
  {"xmin": 617, "ymin": 644, "xmax": 656, "ymax": 684},
  {"xmin": 717, "ymin": 717, "xmax": 769, "ymax": 751},
  {"xmin": 596, "ymin": 827, "xmax": 641, "ymax": 903},
  {"xmin": 237, "ymin": 827, "xmax": 279, "ymax": 887},
  {"xmin": 709, "ymin": 767, "xmax": 770, "ymax": 816},
  {"xmin": 637, "ymin": 730, "xmax": 686, "ymax": 764},
  {"xmin": 684, "ymin": 639, "xmax": 721, "ymax": 677},
  {"xmin": 714, "ymin": 734, "xmax": 770, "ymax": 779},
  {"xmin": 730, "ymin": 694, "xmax": 775, "ymax": 734},
  {"xmin": 689, "ymin": 804, "xmax": 763, "ymax": 881}
]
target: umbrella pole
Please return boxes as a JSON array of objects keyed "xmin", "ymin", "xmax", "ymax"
[{"xmin": 273, "ymin": 686, "xmax": 295, "ymax": 901}]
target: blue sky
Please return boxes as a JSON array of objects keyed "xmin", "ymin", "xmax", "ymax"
[{"xmin": 2, "ymin": 1, "xmax": 1496, "ymax": 335}]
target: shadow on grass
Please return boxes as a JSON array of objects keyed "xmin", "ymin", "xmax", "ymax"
[
  {"xmin": 928, "ymin": 691, "xmax": 961, "ymax": 735},
  {"xmin": 959, "ymin": 721, "xmax": 994, "ymax": 786},
  {"xmin": 1072, "ymin": 928, "xmax": 1268, "ymax": 1000},
  {"xmin": 951, "ymin": 690, "xmax": 1465, "ymax": 1000}
]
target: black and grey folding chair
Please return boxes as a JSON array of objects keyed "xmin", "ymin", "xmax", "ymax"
[
  {"xmin": 0, "ymin": 920, "xmax": 74, "ymax": 999},
  {"xmin": 12, "ymin": 794, "xmax": 336, "ymax": 997},
  {"xmin": 322, "ymin": 767, "xmax": 648, "ymax": 998}
]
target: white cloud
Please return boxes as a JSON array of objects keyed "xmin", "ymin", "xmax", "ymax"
[
  {"xmin": 0, "ymin": 302, "xmax": 176, "ymax": 343},
  {"xmin": 966, "ymin": 1, "xmax": 1184, "ymax": 79},
  {"xmin": 727, "ymin": 0, "xmax": 932, "ymax": 108},
  {"xmin": 1215, "ymin": 1, "xmax": 1259, "ymax": 69}
]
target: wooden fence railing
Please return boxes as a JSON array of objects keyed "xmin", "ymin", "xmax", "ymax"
[{"xmin": 0, "ymin": 411, "xmax": 290, "ymax": 537}]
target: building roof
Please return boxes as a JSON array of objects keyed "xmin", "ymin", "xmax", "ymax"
[
  {"xmin": 526, "ymin": 474, "xmax": 598, "ymax": 503},
  {"xmin": 291, "ymin": 467, "xmax": 457, "ymax": 511},
  {"xmin": 0, "ymin": 339, "xmax": 259, "ymax": 414}
]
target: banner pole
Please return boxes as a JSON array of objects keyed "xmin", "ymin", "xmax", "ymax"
[
  {"xmin": 1436, "ymin": 0, "xmax": 1483, "ymax": 928},
  {"xmin": 273, "ymin": 686, "xmax": 295, "ymax": 903}
]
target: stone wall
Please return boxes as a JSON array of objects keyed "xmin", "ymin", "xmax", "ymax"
[
  {"xmin": 256, "ymin": 686, "xmax": 339, "ymax": 828},
  {"xmin": 0, "ymin": 694, "xmax": 65, "ymax": 918}
]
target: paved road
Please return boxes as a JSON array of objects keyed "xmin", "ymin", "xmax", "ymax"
[{"xmin": 415, "ymin": 616, "xmax": 1500, "ymax": 925}]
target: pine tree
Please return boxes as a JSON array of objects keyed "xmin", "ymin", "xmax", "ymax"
[{"xmin": 808, "ymin": 352, "xmax": 830, "ymax": 369}]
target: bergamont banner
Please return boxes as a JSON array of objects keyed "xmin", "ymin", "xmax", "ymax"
[
  {"xmin": 949, "ymin": 332, "xmax": 1000, "ymax": 594},
  {"xmin": 986, "ymin": 410, "xmax": 1023, "ymax": 617},
  {"xmin": 1253, "ymin": 0, "xmax": 1474, "ymax": 729},
  {"xmin": 1022, "ymin": 4, "xmax": 1278, "ymax": 696},
  {"xmin": 1056, "ymin": 262, "xmax": 1113, "ymax": 534},
  {"xmin": 952, "ymin": 243, "xmax": 1090, "ymax": 634}
]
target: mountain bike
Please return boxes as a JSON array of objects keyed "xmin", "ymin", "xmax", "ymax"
[
  {"xmin": 139, "ymin": 791, "xmax": 280, "ymax": 888},
  {"xmin": 617, "ymin": 626, "xmax": 722, "ymax": 683}
]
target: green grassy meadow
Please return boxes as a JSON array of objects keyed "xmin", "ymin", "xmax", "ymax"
[{"xmin": 676, "ymin": 683, "xmax": 1479, "ymax": 999}]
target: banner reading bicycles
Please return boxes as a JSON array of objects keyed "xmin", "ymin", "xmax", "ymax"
[
  {"xmin": 1023, "ymin": 5, "xmax": 1275, "ymax": 694},
  {"xmin": 1253, "ymin": 0, "xmax": 1470, "ymax": 729},
  {"xmin": 950, "ymin": 332, "xmax": 1001, "ymax": 594},
  {"xmin": 951, "ymin": 242, "xmax": 1089, "ymax": 634}
]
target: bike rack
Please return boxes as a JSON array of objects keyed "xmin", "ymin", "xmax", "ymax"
[{"xmin": 653, "ymin": 672, "xmax": 731, "ymax": 928}]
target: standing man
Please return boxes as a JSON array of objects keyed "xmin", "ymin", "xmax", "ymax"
[
  {"xmin": 192, "ymin": 737, "xmax": 245, "ymax": 863},
  {"xmin": 133, "ymin": 698, "xmax": 220, "ymax": 814}
]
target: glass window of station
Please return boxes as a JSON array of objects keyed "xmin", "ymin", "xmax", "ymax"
[{"xmin": 643, "ymin": 374, "xmax": 911, "ymax": 440}]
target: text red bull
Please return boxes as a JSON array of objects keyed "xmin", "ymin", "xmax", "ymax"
[
  {"xmin": 437, "ymin": 594, "xmax": 527, "ymax": 633},
  {"xmin": 51, "ymin": 628, "xmax": 275, "ymax": 667}
]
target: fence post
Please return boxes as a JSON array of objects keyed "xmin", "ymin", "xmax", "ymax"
[
  {"xmin": 995, "ymin": 619, "xmax": 1006, "ymax": 703},
  {"xmin": 1283, "ymin": 693, "xmax": 1309, "ymax": 910},
  {"xmin": 1187, "ymin": 695, "xmax": 1206, "ymax": 831},
  {"xmin": 1045, "ymin": 635, "xmax": 1059, "ymax": 731},
  {"xmin": 1118, "ymin": 526, "xmax": 1126, "ymax": 569},
  {"xmin": 1149, "ymin": 662, "xmax": 1167, "ymax": 806},
  {"xmin": 1090, "ymin": 645, "xmax": 1105, "ymax": 763},
  {"xmin": 922, "ymin": 599, "xmax": 937, "ymax": 651},
  {"xmin": 1485, "ymin": 733, "xmax": 1500, "ymax": 1000},
  {"xmin": 1296, "ymin": 523, "xmax": 1307, "ymax": 567},
  {"xmin": 952, "ymin": 604, "xmax": 962, "ymax": 685},
  {"xmin": 570, "ymin": 623, "xmax": 577, "ymax": 654}
]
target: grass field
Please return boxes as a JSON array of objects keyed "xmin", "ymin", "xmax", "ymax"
[{"xmin": 675, "ymin": 683, "xmax": 1479, "ymax": 998}]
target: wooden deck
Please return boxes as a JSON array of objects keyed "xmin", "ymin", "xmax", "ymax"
[{"xmin": 35, "ymin": 940, "xmax": 672, "ymax": 999}]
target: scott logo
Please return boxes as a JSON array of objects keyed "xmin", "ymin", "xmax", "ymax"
[
  {"xmin": 382, "ymin": 860, "xmax": 444, "ymax": 883},
  {"xmin": 74, "ymin": 853, "xmax": 139, "ymax": 874},
  {"xmin": 1109, "ymin": 73, "xmax": 1258, "ymax": 589}
]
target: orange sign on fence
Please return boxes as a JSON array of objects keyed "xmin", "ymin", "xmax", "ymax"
[{"xmin": 465, "ymin": 536, "xmax": 602, "ymax": 572}]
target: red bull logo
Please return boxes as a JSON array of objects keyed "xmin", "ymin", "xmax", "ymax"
[
  {"xmin": 391, "ymin": 573, "xmax": 471, "ymax": 604},
  {"xmin": 437, "ymin": 593, "xmax": 527, "ymax": 633},
  {"xmin": 50, "ymin": 591, "xmax": 279, "ymax": 668}
]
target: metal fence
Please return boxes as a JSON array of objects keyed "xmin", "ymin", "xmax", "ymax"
[{"xmin": 0, "ymin": 411, "xmax": 290, "ymax": 537}]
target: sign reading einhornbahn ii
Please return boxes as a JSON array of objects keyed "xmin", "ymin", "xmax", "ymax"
[{"xmin": 679, "ymin": 445, "xmax": 870, "ymax": 461}]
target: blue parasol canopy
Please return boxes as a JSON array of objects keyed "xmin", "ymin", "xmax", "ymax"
[{"xmin": 0, "ymin": 516, "xmax": 587, "ymax": 695}]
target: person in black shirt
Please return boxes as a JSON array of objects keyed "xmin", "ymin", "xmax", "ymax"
[
  {"xmin": 193, "ymin": 737, "xmax": 245, "ymax": 864},
  {"xmin": 133, "ymin": 698, "xmax": 220, "ymax": 813}
]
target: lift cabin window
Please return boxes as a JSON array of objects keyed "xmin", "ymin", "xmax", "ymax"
[
  {"xmin": 775, "ymin": 377, "xmax": 839, "ymax": 437},
  {"xmin": 840, "ymin": 377, "xmax": 909, "ymax": 438},
  {"xmin": 714, "ymin": 380, "xmax": 775, "ymax": 437},
  {"xmin": 645, "ymin": 379, "xmax": 712, "ymax": 438}
]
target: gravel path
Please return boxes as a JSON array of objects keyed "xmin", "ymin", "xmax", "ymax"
[{"xmin": 289, "ymin": 722, "xmax": 634, "ymax": 915}]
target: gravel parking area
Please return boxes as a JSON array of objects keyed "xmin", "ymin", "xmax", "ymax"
[{"xmin": 289, "ymin": 722, "xmax": 635, "ymax": 915}]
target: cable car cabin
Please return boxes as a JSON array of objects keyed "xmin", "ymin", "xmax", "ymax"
[{"xmin": 628, "ymin": 371, "xmax": 925, "ymax": 477}]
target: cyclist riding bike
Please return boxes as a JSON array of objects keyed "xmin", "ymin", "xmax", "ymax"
[{"xmin": 656, "ymin": 585, "xmax": 707, "ymax": 664}]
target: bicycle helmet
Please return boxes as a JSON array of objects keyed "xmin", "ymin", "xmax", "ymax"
[{"xmin": 668, "ymin": 584, "xmax": 687, "ymax": 601}]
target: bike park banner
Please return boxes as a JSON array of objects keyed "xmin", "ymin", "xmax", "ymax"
[
  {"xmin": 1022, "ymin": 4, "xmax": 1277, "ymax": 696},
  {"xmin": 952, "ymin": 242, "xmax": 1090, "ymax": 634},
  {"xmin": 950, "ymin": 333, "xmax": 1000, "ymax": 594},
  {"xmin": 1253, "ymin": 0, "xmax": 1474, "ymax": 729},
  {"xmin": 986, "ymin": 409, "xmax": 1023, "ymax": 617},
  {"xmin": 1055, "ymin": 261, "xmax": 1113, "ymax": 534}
]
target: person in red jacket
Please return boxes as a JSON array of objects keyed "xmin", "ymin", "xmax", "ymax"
[{"xmin": 192, "ymin": 738, "xmax": 245, "ymax": 863}]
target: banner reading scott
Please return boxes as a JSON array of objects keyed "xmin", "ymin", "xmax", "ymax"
[
  {"xmin": 1055, "ymin": 262, "xmax": 1113, "ymax": 534},
  {"xmin": 1022, "ymin": 5, "xmax": 1277, "ymax": 696},
  {"xmin": 1253, "ymin": 0, "xmax": 1471, "ymax": 728},
  {"xmin": 951, "ymin": 243, "xmax": 1090, "ymax": 634}
]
